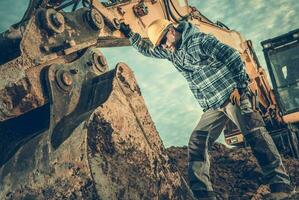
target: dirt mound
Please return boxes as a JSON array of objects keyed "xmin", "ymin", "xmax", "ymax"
[{"xmin": 167, "ymin": 143, "xmax": 299, "ymax": 199}]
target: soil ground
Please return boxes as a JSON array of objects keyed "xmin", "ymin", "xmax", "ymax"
[{"xmin": 167, "ymin": 143, "xmax": 299, "ymax": 199}]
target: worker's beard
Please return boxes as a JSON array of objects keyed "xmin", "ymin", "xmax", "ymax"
[
  {"xmin": 166, "ymin": 37, "xmax": 180, "ymax": 52},
  {"xmin": 168, "ymin": 33, "xmax": 182, "ymax": 52},
  {"xmin": 168, "ymin": 45, "xmax": 176, "ymax": 52},
  {"xmin": 161, "ymin": 29, "xmax": 182, "ymax": 52},
  {"xmin": 174, "ymin": 37, "xmax": 182, "ymax": 51}
]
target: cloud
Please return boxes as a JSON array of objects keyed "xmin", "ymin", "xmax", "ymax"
[{"xmin": 189, "ymin": 0, "xmax": 299, "ymax": 67}]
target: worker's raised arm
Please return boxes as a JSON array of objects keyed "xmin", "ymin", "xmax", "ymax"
[
  {"xmin": 120, "ymin": 23, "xmax": 170, "ymax": 59},
  {"xmin": 129, "ymin": 33, "xmax": 170, "ymax": 59},
  {"xmin": 189, "ymin": 32, "xmax": 249, "ymax": 89}
]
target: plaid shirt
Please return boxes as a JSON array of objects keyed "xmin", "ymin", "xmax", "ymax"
[{"xmin": 129, "ymin": 22, "xmax": 248, "ymax": 111}]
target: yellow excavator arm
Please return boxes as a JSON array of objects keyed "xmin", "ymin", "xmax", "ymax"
[{"xmin": 0, "ymin": 0, "xmax": 279, "ymax": 125}]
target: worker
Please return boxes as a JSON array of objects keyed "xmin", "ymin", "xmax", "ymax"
[{"xmin": 119, "ymin": 19, "xmax": 293, "ymax": 200}]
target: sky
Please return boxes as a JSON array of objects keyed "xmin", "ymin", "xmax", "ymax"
[{"xmin": 0, "ymin": 0, "xmax": 298, "ymax": 147}]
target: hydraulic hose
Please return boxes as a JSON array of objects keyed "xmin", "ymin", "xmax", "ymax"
[
  {"xmin": 163, "ymin": 0, "xmax": 179, "ymax": 23},
  {"xmin": 169, "ymin": 0, "xmax": 184, "ymax": 18}
]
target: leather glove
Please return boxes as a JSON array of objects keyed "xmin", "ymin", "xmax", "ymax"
[
  {"xmin": 120, "ymin": 23, "xmax": 133, "ymax": 38},
  {"xmin": 230, "ymin": 88, "xmax": 241, "ymax": 106}
]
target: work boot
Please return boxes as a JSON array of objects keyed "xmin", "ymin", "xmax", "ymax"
[{"xmin": 193, "ymin": 190, "xmax": 217, "ymax": 200}]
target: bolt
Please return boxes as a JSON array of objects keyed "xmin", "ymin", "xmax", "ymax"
[
  {"xmin": 92, "ymin": 52, "xmax": 108, "ymax": 72},
  {"xmin": 94, "ymin": 12, "xmax": 103, "ymax": 25},
  {"xmin": 98, "ymin": 55, "xmax": 107, "ymax": 66},
  {"xmin": 61, "ymin": 72, "xmax": 73, "ymax": 86},
  {"xmin": 113, "ymin": 18, "xmax": 120, "ymax": 29},
  {"xmin": 51, "ymin": 12, "xmax": 64, "ymax": 27},
  {"xmin": 89, "ymin": 9, "xmax": 104, "ymax": 30}
]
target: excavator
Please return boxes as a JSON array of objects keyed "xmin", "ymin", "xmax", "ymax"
[
  {"xmin": 225, "ymin": 28, "xmax": 299, "ymax": 158},
  {"xmin": 0, "ymin": 0, "xmax": 299, "ymax": 157},
  {"xmin": 0, "ymin": 0, "xmax": 298, "ymax": 170}
]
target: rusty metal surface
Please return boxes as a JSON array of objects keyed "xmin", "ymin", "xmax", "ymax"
[
  {"xmin": 0, "ymin": 120, "xmax": 97, "ymax": 199},
  {"xmin": 0, "ymin": 47, "xmax": 110, "ymax": 165},
  {"xmin": 47, "ymin": 48, "xmax": 111, "ymax": 149},
  {"xmin": 0, "ymin": 57, "xmax": 46, "ymax": 121},
  {"xmin": 0, "ymin": 64, "xmax": 192, "ymax": 200},
  {"xmin": 283, "ymin": 112, "xmax": 299, "ymax": 124},
  {"xmin": 86, "ymin": 63, "xmax": 193, "ymax": 199}
]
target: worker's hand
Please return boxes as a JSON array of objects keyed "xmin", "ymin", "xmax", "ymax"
[
  {"xmin": 230, "ymin": 88, "xmax": 241, "ymax": 106},
  {"xmin": 120, "ymin": 23, "xmax": 133, "ymax": 38}
]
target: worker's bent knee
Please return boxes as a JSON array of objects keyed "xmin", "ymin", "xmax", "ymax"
[
  {"xmin": 242, "ymin": 111, "xmax": 265, "ymax": 131},
  {"xmin": 188, "ymin": 130, "xmax": 209, "ymax": 147},
  {"xmin": 188, "ymin": 130, "xmax": 209, "ymax": 162}
]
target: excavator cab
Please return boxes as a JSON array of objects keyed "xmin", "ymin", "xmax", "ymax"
[
  {"xmin": 262, "ymin": 29, "xmax": 299, "ymax": 116},
  {"xmin": 224, "ymin": 29, "xmax": 299, "ymax": 158},
  {"xmin": 261, "ymin": 29, "xmax": 299, "ymax": 158}
]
